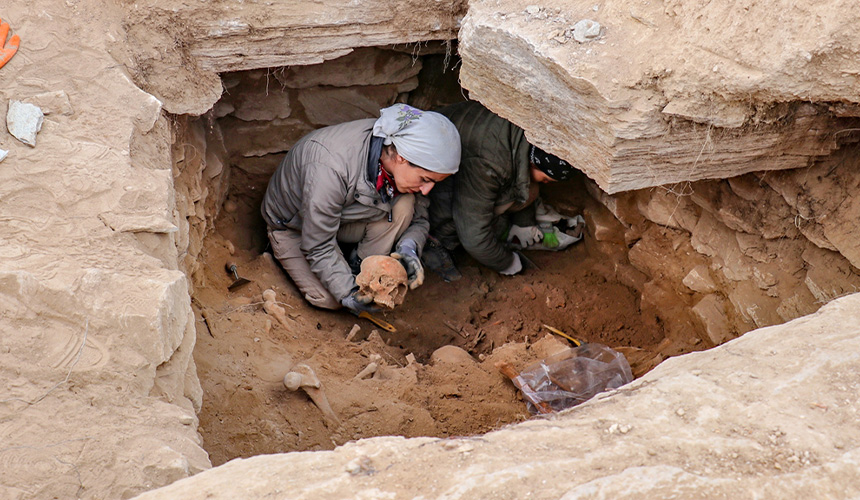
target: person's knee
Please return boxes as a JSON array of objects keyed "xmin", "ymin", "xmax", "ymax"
[{"xmin": 305, "ymin": 292, "xmax": 342, "ymax": 310}]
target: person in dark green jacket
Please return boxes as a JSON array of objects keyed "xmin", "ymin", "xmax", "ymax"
[{"xmin": 425, "ymin": 100, "xmax": 584, "ymax": 279}]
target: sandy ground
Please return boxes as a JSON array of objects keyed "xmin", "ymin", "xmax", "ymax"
[{"xmin": 192, "ymin": 168, "xmax": 697, "ymax": 465}]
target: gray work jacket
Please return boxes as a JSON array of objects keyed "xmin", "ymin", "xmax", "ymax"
[{"xmin": 261, "ymin": 118, "xmax": 429, "ymax": 300}]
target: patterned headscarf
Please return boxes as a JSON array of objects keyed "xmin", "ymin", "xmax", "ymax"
[
  {"xmin": 529, "ymin": 145, "xmax": 575, "ymax": 181},
  {"xmin": 372, "ymin": 103, "xmax": 461, "ymax": 174}
]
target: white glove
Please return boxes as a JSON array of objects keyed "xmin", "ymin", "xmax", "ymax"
[
  {"xmin": 499, "ymin": 252, "xmax": 523, "ymax": 276},
  {"xmin": 534, "ymin": 198, "xmax": 564, "ymax": 224},
  {"xmin": 507, "ymin": 225, "xmax": 543, "ymax": 248}
]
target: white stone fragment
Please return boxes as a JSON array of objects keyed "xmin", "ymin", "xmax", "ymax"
[
  {"xmin": 572, "ymin": 19, "xmax": 602, "ymax": 42},
  {"xmin": 0, "ymin": 149, "xmax": 7, "ymax": 163},
  {"xmin": 525, "ymin": 5, "xmax": 541, "ymax": 15},
  {"xmin": 7, "ymin": 100, "xmax": 45, "ymax": 147}
]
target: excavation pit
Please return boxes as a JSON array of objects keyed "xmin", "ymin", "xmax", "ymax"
[
  {"xmin": 178, "ymin": 45, "xmax": 860, "ymax": 467},
  {"xmin": 181, "ymin": 44, "xmax": 697, "ymax": 466}
]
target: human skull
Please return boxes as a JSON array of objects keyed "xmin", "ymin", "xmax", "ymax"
[{"xmin": 355, "ymin": 255, "xmax": 408, "ymax": 309}]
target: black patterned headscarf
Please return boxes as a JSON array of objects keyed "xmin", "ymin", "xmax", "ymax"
[{"xmin": 529, "ymin": 145, "xmax": 575, "ymax": 181}]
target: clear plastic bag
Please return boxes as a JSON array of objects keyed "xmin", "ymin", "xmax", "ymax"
[{"xmin": 516, "ymin": 343, "xmax": 633, "ymax": 414}]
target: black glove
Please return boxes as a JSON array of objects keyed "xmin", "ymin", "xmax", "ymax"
[
  {"xmin": 391, "ymin": 238, "xmax": 424, "ymax": 290},
  {"xmin": 341, "ymin": 289, "xmax": 379, "ymax": 315}
]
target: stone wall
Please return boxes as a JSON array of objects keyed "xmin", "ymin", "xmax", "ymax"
[
  {"xmin": 214, "ymin": 44, "xmax": 461, "ymax": 179},
  {"xmin": 585, "ymin": 144, "xmax": 860, "ymax": 346}
]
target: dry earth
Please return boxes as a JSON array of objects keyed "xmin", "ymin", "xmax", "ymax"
[
  {"xmin": 193, "ymin": 170, "xmax": 682, "ymax": 465},
  {"xmin": 1, "ymin": 0, "xmax": 860, "ymax": 498}
]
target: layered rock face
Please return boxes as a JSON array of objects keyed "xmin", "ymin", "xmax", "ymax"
[
  {"xmin": 581, "ymin": 152, "xmax": 860, "ymax": 346},
  {"xmin": 458, "ymin": 0, "xmax": 860, "ymax": 193},
  {"xmin": 457, "ymin": 0, "xmax": 860, "ymax": 348}
]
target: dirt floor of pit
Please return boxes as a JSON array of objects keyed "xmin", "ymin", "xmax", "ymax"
[{"xmin": 191, "ymin": 168, "xmax": 707, "ymax": 466}]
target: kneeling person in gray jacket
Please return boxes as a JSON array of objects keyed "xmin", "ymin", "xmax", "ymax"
[{"xmin": 261, "ymin": 104, "xmax": 461, "ymax": 314}]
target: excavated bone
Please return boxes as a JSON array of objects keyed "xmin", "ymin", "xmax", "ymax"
[
  {"xmin": 262, "ymin": 289, "xmax": 291, "ymax": 330},
  {"xmin": 283, "ymin": 364, "xmax": 340, "ymax": 426},
  {"xmin": 355, "ymin": 255, "xmax": 408, "ymax": 309},
  {"xmin": 354, "ymin": 362, "xmax": 378, "ymax": 380}
]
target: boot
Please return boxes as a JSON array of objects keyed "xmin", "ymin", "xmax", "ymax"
[{"xmin": 422, "ymin": 236, "xmax": 462, "ymax": 282}]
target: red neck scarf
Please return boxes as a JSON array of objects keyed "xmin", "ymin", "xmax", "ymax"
[{"xmin": 376, "ymin": 163, "xmax": 400, "ymax": 200}]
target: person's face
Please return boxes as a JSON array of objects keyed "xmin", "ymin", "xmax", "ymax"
[
  {"xmin": 382, "ymin": 153, "xmax": 449, "ymax": 195},
  {"xmin": 530, "ymin": 164, "xmax": 558, "ymax": 184}
]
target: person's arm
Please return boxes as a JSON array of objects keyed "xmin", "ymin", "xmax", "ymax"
[
  {"xmin": 299, "ymin": 163, "xmax": 356, "ymax": 302},
  {"xmin": 452, "ymin": 159, "xmax": 518, "ymax": 272},
  {"xmin": 396, "ymin": 193, "xmax": 430, "ymax": 251},
  {"xmin": 392, "ymin": 194, "xmax": 430, "ymax": 289}
]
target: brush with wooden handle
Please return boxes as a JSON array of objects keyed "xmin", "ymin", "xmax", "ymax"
[{"xmin": 495, "ymin": 361, "xmax": 553, "ymax": 414}]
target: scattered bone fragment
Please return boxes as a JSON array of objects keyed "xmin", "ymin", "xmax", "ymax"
[
  {"xmin": 346, "ymin": 324, "xmax": 361, "ymax": 341},
  {"xmin": 367, "ymin": 330, "xmax": 384, "ymax": 345},
  {"xmin": 262, "ymin": 289, "xmax": 291, "ymax": 330},
  {"xmin": 283, "ymin": 364, "xmax": 341, "ymax": 426},
  {"xmin": 355, "ymin": 255, "xmax": 408, "ymax": 309},
  {"xmin": 225, "ymin": 239, "xmax": 236, "ymax": 255},
  {"xmin": 354, "ymin": 362, "xmax": 378, "ymax": 380}
]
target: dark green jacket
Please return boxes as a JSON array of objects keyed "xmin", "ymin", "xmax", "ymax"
[{"xmin": 431, "ymin": 101, "xmax": 532, "ymax": 271}]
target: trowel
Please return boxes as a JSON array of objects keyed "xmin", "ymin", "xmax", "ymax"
[{"xmin": 225, "ymin": 262, "xmax": 252, "ymax": 291}]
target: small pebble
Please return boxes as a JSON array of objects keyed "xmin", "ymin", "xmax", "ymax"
[{"xmin": 572, "ymin": 19, "xmax": 601, "ymax": 43}]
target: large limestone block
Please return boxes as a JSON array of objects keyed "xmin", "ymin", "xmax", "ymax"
[
  {"xmin": 133, "ymin": 293, "xmax": 860, "ymax": 500},
  {"xmin": 823, "ymin": 192, "xmax": 860, "ymax": 269},
  {"xmin": 634, "ymin": 189, "xmax": 699, "ymax": 232},
  {"xmin": 298, "ymin": 83, "xmax": 418, "ymax": 126},
  {"xmin": 691, "ymin": 293, "xmax": 732, "ymax": 345},
  {"xmin": 275, "ymin": 47, "xmax": 424, "ymax": 88},
  {"xmin": 220, "ymin": 116, "xmax": 314, "ymax": 159},
  {"xmin": 802, "ymin": 245, "xmax": 860, "ymax": 303},
  {"xmin": 458, "ymin": 0, "xmax": 860, "ymax": 193},
  {"xmin": 217, "ymin": 70, "xmax": 293, "ymax": 122},
  {"xmin": 120, "ymin": 0, "xmax": 465, "ymax": 113}
]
